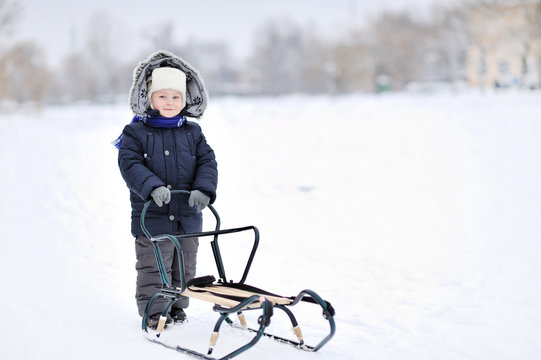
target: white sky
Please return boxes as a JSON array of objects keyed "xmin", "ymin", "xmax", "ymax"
[{"xmin": 14, "ymin": 0, "xmax": 453, "ymax": 66}]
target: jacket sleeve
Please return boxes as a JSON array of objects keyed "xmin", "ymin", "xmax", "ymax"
[
  {"xmin": 118, "ymin": 125, "xmax": 165, "ymax": 201},
  {"xmin": 192, "ymin": 128, "xmax": 218, "ymax": 203}
]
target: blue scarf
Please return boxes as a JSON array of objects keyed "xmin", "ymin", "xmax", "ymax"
[{"xmin": 112, "ymin": 113, "xmax": 187, "ymax": 149}]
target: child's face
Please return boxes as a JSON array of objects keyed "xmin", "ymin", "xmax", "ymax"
[{"xmin": 151, "ymin": 89, "xmax": 184, "ymax": 117}]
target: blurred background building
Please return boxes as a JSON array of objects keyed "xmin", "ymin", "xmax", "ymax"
[
  {"xmin": 0, "ymin": 0, "xmax": 539, "ymax": 107},
  {"xmin": 467, "ymin": 0, "xmax": 541, "ymax": 89}
]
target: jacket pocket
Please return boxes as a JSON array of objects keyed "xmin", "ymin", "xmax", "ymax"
[
  {"xmin": 145, "ymin": 132, "xmax": 155, "ymax": 157},
  {"xmin": 143, "ymin": 132, "xmax": 154, "ymax": 169},
  {"xmin": 185, "ymin": 131, "xmax": 196, "ymax": 156},
  {"xmin": 176, "ymin": 151, "xmax": 197, "ymax": 182},
  {"xmin": 143, "ymin": 155, "xmax": 152, "ymax": 167}
]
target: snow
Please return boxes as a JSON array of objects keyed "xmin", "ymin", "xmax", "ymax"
[{"xmin": 1, "ymin": 90, "xmax": 540, "ymax": 359}]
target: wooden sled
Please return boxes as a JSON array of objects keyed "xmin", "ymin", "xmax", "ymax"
[{"xmin": 140, "ymin": 190, "xmax": 336, "ymax": 359}]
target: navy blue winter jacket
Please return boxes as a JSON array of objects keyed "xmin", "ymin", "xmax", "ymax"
[{"xmin": 118, "ymin": 120, "xmax": 218, "ymax": 237}]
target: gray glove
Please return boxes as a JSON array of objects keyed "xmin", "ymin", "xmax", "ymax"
[
  {"xmin": 150, "ymin": 186, "xmax": 171, "ymax": 207},
  {"xmin": 188, "ymin": 190, "xmax": 210, "ymax": 212}
]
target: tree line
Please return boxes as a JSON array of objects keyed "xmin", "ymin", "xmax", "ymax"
[{"xmin": 0, "ymin": 0, "xmax": 539, "ymax": 107}]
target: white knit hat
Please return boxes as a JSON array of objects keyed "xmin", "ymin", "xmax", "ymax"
[{"xmin": 148, "ymin": 67, "xmax": 187, "ymax": 109}]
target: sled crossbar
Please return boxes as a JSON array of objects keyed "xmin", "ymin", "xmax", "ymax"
[{"xmin": 140, "ymin": 190, "xmax": 336, "ymax": 359}]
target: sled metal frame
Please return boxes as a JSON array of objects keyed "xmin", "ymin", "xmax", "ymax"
[{"xmin": 140, "ymin": 190, "xmax": 336, "ymax": 359}]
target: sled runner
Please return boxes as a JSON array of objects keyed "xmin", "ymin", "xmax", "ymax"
[{"xmin": 140, "ymin": 190, "xmax": 336, "ymax": 359}]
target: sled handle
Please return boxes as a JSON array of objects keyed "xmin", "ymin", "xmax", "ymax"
[
  {"xmin": 141, "ymin": 189, "xmax": 220, "ymax": 237},
  {"xmin": 140, "ymin": 190, "xmax": 226, "ymax": 284},
  {"xmin": 140, "ymin": 189, "xmax": 260, "ymax": 288}
]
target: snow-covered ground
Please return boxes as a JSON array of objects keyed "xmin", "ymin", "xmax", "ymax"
[{"xmin": 1, "ymin": 91, "xmax": 540, "ymax": 359}]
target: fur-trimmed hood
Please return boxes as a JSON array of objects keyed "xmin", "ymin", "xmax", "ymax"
[{"xmin": 129, "ymin": 51, "xmax": 208, "ymax": 118}]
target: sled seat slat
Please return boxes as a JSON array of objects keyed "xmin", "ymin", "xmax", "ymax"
[{"xmin": 180, "ymin": 285, "xmax": 291, "ymax": 309}]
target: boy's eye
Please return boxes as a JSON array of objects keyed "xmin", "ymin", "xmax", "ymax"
[{"xmin": 173, "ymin": 96, "xmax": 180, "ymax": 99}]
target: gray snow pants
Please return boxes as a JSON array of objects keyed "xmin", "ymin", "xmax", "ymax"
[{"xmin": 135, "ymin": 234, "xmax": 199, "ymax": 317}]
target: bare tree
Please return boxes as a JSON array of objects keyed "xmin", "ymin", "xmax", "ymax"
[
  {"xmin": 244, "ymin": 20, "xmax": 302, "ymax": 94},
  {"xmin": 52, "ymin": 53, "xmax": 97, "ymax": 103},
  {"xmin": 50, "ymin": 10, "xmax": 133, "ymax": 103},
  {"xmin": 0, "ymin": 0, "xmax": 21, "ymax": 100},
  {"xmin": 332, "ymin": 34, "xmax": 376, "ymax": 92},
  {"xmin": 244, "ymin": 19, "xmax": 335, "ymax": 94},
  {"xmin": 369, "ymin": 10, "xmax": 434, "ymax": 90},
  {"xmin": 85, "ymin": 10, "xmax": 118, "ymax": 101},
  {"xmin": 297, "ymin": 35, "xmax": 335, "ymax": 94},
  {"xmin": 0, "ymin": 1, "xmax": 51, "ymax": 106},
  {"xmin": 175, "ymin": 41, "xmax": 239, "ymax": 95},
  {"xmin": 0, "ymin": 41, "xmax": 50, "ymax": 105},
  {"xmin": 0, "ymin": 0, "xmax": 19, "ymax": 40},
  {"xmin": 430, "ymin": 5, "xmax": 469, "ymax": 82},
  {"xmin": 143, "ymin": 22, "xmax": 175, "ymax": 51}
]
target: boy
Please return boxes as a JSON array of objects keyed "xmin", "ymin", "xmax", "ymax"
[{"xmin": 115, "ymin": 51, "xmax": 217, "ymax": 328}]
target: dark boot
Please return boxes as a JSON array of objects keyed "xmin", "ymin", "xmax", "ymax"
[
  {"xmin": 171, "ymin": 308, "xmax": 187, "ymax": 323},
  {"xmin": 146, "ymin": 313, "xmax": 173, "ymax": 330}
]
